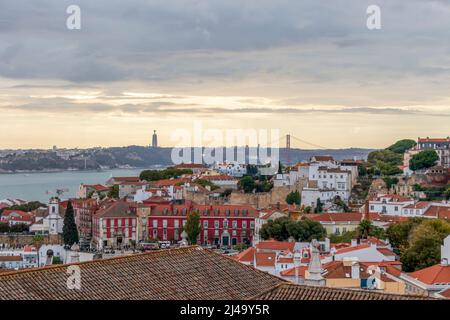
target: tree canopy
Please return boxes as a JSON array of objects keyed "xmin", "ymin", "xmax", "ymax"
[
  {"xmin": 139, "ymin": 167, "xmax": 192, "ymax": 181},
  {"xmin": 314, "ymin": 198, "xmax": 323, "ymax": 213},
  {"xmin": 386, "ymin": 218, "xmax": 450, "ymax": 272},
  {"xmin": 184, "ymin": 211, "xmax": 201, "ymax": 245},
  {"xmin": 387, "ymin": 139, "xmax": 417, "ymax": 154},
  {"xmin": 239, "ymin": 176, "xmax": 256, "ymax": 193},
  {"xmin": 260, "ymin": 217, "xmax": 326, "ymax": 242},
  {"xmin": 286, "ymin": 191, "xmax": 301, "ymax": 205},
  {"xmin": 409, "ymin": 150, "xmax": 439, "ymax": 171}
]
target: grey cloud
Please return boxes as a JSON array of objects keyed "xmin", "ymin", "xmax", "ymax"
[{"xmin": 0, "ymin": 0, "xmax": 449, "ymax": 108}]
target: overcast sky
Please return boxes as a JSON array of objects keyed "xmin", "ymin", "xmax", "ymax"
[{"xmin": 0, "ymin": 0, "xmax": 449, "ymax": 149}]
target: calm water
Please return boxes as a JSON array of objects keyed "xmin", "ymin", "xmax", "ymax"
[{"xmin": 0, "ymin": 168, "xmax": 161, "ymax": 203}]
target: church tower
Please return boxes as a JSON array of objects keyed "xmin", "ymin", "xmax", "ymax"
[{"xmin": 48, "ymin": 197, "xmax": 61, "ymax": 235}]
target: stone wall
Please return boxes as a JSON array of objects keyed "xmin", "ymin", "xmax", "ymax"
[{"xmin": 0, "ymin": 234, "xmax": 62, "ymax": 249}]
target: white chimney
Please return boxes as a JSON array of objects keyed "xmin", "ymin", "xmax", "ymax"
[
  {"xmin": 351, "ymin": 261, "xmax": 360, "ymax": 279},
  {"xmin": 441, "ymin": 235, "xmax": 450, "ymax": 266}
]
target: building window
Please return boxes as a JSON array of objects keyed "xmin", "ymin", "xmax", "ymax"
[
  {"xmin": 203, "ymin": 230, "xmax": 208, "ymax": 245},
  {"xmin": 174, "ymin": 220, "xmax": 179, "ymax": 228},
  {"xmin": 152, "ymin": 220, "xmax": 158, "ymax": 228},
  {"xmin": 250, "ymin": 221, "xmax": 255, "ymax": 229},
  {"xmin": 223, "ymin": 220, "xmax": 228, "ymax": 228},
  {"xmin": 163, "ymin": 220, "xmax": 168, "ymax": 228},
  {"xmin": 203, "ymin": 220, "xmax": 208, "ymax": 228},
  {"xmin": 242, "ymin": 221, "xmax": 247, "ymax": 229},
  {"xmin": 232, "ymin": 220, "xmax": 237, "ymax": 229},
  {"xmin": 214, "ymin": 220, "xmax": 219, "ymax": 229}
]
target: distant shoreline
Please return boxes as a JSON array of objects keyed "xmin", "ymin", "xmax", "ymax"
[{"xmin": 0, "ymin": 165, "xmax": 167, "ymax": 175}]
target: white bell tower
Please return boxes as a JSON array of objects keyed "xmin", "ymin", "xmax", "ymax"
[{"xmin": 48, "ymin": 197, "xmax": 61, "ymax": 235}]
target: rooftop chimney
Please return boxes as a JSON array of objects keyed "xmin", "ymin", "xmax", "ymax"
[{"xmin": 351, "ymin": 261, "xmax": 360, "ymax": 279}]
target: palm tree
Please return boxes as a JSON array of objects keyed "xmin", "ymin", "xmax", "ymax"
[{"xmin": 358, "ymin": 219, "xmax": 373, "ymax": 239}]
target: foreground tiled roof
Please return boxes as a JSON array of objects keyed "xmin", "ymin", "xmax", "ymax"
[
  {"xmin": 252, "ymin": 283, "xmax": 432, "ymax": 300},
  {"xmin": 0, "ymin": 246, "xmax": 284, "ymax": 300}
]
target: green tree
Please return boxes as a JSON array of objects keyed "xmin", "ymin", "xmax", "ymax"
[
  {"xmin": 368, "ymin": 149, "xmax": 403, "ymax": 166},
  {"xmin": 387, "ymin": 139, "xmax": 417, "ymax": 154},
  {"xmin": 286, "ymin": 191, "xmax": 301, "ymax": 205},
  {"xmin": 410, "ymin": 150, "xmax": 439, "ymax": 171},
  {"xmin": 195, "ymin": 179, "xmax": 220, "ymax": 191},
  {"xmin": 0, "ymin": 222, "xmax": 9, "ymax": 233},
  {"xmin": 260, "ymin": 217, "xmax": 326, "ymax": 242},
  {"xmin": 108, "ymin": 185, "xmax": 119, "ymax": 198},
  {"xmin": 288, "ymin": 219, "xmax": 326, "ymax": 242},
  {"xmin": 62, "ymin": 201, "xmax": 79, "ymax": 246},
  {"xmin": 333, "ymin": 196, "xmax": 349, "ymax": 212},
  {"xmin": 445, "ymin": 187, "xmax": 450, "ymax": 200},
  {"xmin": 314, "ymin": 198, "xmax": 323, "ymax": 213},
  {"xmin": 260, "ymin": 217, "xmax": 293, "ymax": 241},
  {"xmin": 401, "ymin": 223, "xmax": 442, "ymax": 272},
  {"xmin": 383, "ymin": 177, "xmax": 399, "ymax": 189},
  {"xmin": 358, "ymin": 165, "xmax": 368, "ymax": 177},
  {"xmin": 357, "ymin": 219, "xmax": 373, "ymax": 238},
  {"xmin": 304, "ymin": 206, "xmax": 312, "ymax": 214},
  {"xmin": 184, "ymin": 211, "xmax": 201, "ymax": 245},
  {"xmin": 277, "ymin": 161, "xmax": 283, "ymax": 174},
  {"xmin": 386, "ymin": 217, "xmax": 423, "ymax": 252},
  {"xmin": 52, "ymin": 256, "xmax": 63, "ymax": 264},
  {"xmin": 139, "ymin": 167, "xmax": 193, "ymax": 181},
  {"xmin": 388, "ymin": 218, "xmax": 450, "ymax": 271},
  {"xmin": 239, "ymin": 176, "xmax": 256, "ymax": 193},
  {"xmin": 9, "ymin": 223, "xmax": 29, "ymax": 233},
  {"xmin": 329, "ymin": 230, "xmax": 357, "ymax": 244}
]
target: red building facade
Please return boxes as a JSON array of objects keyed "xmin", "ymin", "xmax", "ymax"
[
  {"xmin": 92, "ymin": 201, "xmax": 137, "ymax": 249},
  {"xmin": 139, "ymin": 203, "xmax": 258, "ymax": 247}
]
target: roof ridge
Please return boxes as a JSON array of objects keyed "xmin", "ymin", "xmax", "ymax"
[
  {"xmin": 0, "ymin": 246, "xmax": 200, "ymax": 278},
  {"xmin": 252, "ymin": 282, "xmax": 435, "ymax": 300}
]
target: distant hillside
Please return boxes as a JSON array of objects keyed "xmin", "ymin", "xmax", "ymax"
[{"xmin": 0, "ymin": 146, "xmax": 372, "ymax": 173}]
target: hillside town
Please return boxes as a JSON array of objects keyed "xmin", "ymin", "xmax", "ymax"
[{"xmin": 0, "ymin": 137, "xmax": 449, "ymax": 300}]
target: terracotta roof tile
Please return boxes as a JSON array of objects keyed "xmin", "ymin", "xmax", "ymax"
[
  {"xmin": 408, "ymin": 264, "xmax": 450, "ymax": 285},
  {"xmin": 0, "ymin": 246, "xmax": 284, "ymax": 300},
  {"xmin": 252, "ymin": 283, "xmax": 432, "ymax": 300},
  {"xmin": 256, "ymin": 240, "xmax": 295, "ymax": 252},
  {"xmin": 255, "ymin": 252, "xmax": 276, "ymax": 267}
]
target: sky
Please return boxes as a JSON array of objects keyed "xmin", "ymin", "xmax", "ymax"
[{"xmin": 0, "ymin": 0, "xmax": 449, "ymax": 150}]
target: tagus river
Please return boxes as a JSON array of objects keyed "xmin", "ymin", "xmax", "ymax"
[{"xmin": 0, "ymin": 168, "xmax": 162, "ymax": 203}]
